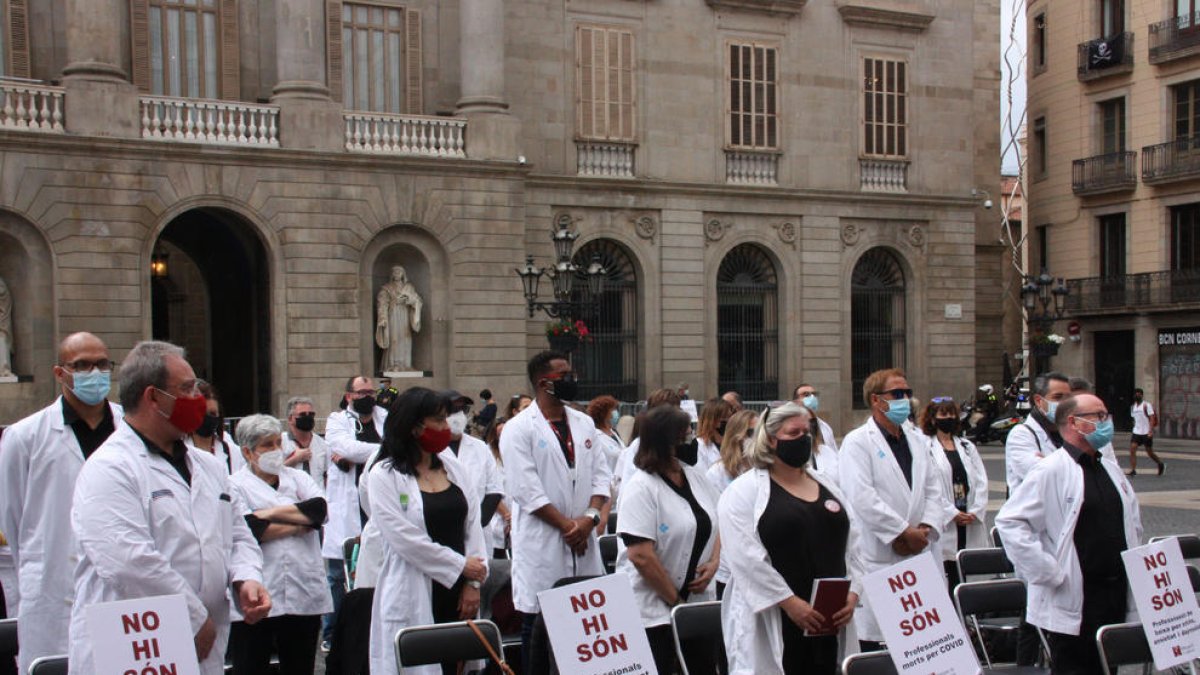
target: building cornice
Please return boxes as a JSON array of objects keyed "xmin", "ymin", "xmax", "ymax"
[
  {"xmin": 836, "ymin": 2, "xmax": 935, "ymax": 31},
  {"xmin": 705, "ymin": 0, "xmax": 807, "ymax": 17}
]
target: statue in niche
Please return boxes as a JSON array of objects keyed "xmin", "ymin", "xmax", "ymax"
[
  {"xmin": 0, "ymin": 276, "xmax": 12, "ymax": 377},
  {"xmin": 375, "ymin": 265, "xmax": 423, "ymax": 372}
]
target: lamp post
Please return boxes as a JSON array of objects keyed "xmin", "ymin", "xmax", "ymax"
[
  {"xmin": 1021, "ymin": 268, "xmax": 1069, "ymax": 375},
  {"xmin": 514, "ymin": 219, "xmax": 605, "ymax": 353}
]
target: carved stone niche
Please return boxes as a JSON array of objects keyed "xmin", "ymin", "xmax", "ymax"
[
  {"xmin": 836, "ymin": 0, "xmax": 934, "ymax": 31},
  {"xmin": 705, "ymin": 0, "xmax": 807, "ymax": 17}
]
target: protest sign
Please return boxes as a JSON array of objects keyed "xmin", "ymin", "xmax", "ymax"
[
  {"xmin": 85, "ymin": 593, "xmax": 201, "ymax": 675},
  {"xmin": 538, "ymin": 574, "xmax": 658, "ymax": 675},
  {"xmin": 680, "ymin": 400, "xmax": 699, "ymax": 423},
  {"xmin": 862, "ymin": 551, "xmax": 980, "ymax": 675},
  {"xmin": 1122, "ymin": 537, "xmax": 1200, "ymax": 670}
]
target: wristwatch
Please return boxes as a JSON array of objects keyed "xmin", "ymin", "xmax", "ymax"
[{"xmin": 584, "ymin": 507, "xmax": 602, "ymax": 528}]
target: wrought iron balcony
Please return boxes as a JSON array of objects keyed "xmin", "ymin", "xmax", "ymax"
[
  {"xmin": 1065, "ymin": 269, "xmax": 1200, "ymax": 314},
  {"xmin": 1149, "ymin": 11, "xmax": 1200, "ymax": 64},
  {"xmin": 1142, "ymin": 135, "xmax": 1200, "ymax": 184},
  {"xmin": 1077, "ymin": 32, "xmax": 1134, "ymax": 80},
  {"xmin": 1071, "ymin": 151, "xmax": 1137, "ymax": 195}
]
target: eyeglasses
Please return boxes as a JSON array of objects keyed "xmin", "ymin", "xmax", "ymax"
[
  {"xmin": 1074, "ymin": 411, "xmax": 1111, "ymax": 422},
  {"xmin": 931, "ymin": 396, "xmax": 954, "ymax": 404},
  {"xmin": 350, "ymin": 389, "xmax": 375, "ymax": 397},
  {"xmin": 63, "ymin": 359, "xmax": 113, "ymax": 373},
  {"xmin": 796, "ymin": 390, "xmax": 819, "ymax": 398},
  {"xmin": 876, "ymin": 388, "xmax": 914, "ymax": 400}
]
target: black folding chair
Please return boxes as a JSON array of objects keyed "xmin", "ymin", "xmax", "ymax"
[
  {"xmin": 606, "ymin": 511, "xmax": 618, "ymax": 534},
  {"xmin": 956, "ymin": 547, "xmax": 1014, "ymax": 582},
  {"xmin": 1096, "ymin": 621, "xmax": 1151, "ymax": 675},
  {"xmin": 342, "ymin": 535, "xmax": 360, "ymax": 592},
  {"xmin": 394, "ymin": 620, "xmax": 504, "ymax": 675},
  {"xmin": 954, "ymin": 578, "xmax": 1048, "ymax": 672},
  {"xmin": 1149, "ymin": 534, "xmax": 1200, "ymax": 560},
  {"xmin": 599, "ymin": 534, "xmax": 619, "ymax": 574},
  {"xmin": 1190, "ymin": 564, "xmax": 1200, "ymax": 594},
  {"xmin": 0, "ymin": 618, "xmax": 15, "ymax": 660},
  {"xmin": 670, "ymin": 601, "xmax": 723, "ymax": 675},
  {"xmin": 991, "ymin": 526, "xmax": 1003, "ymax": 548},
  {"xmin": 842, "ymin": 650, "xmax": 897, "ymax": 675},
  {"xmin": 27, "ymin": 656, "xmax": 68, "ymax": 675}
]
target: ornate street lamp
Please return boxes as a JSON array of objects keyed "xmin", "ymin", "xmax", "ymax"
[
  {"xmin": 514, "ymin": 218, "xmax": 606, "ymax": 353},
  {"xmin": 1021, "ymin": 267, "xmax": 1070, "ymax": 370}
]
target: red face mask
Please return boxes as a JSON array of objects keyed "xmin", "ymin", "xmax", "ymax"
[
  {"xmin": 417, "ymin": 425, "xmax": 452, "ymax": 454},
  {"xmin": 156, "ymin": 388, "xmax": 208, "ymax": 435}
]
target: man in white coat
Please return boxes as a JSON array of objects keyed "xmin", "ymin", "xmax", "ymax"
[
  {"xmin": 0, "ymin": 332, "xmax": 123, "ymax": 673},
  {"xmin": 1005, "ymin": 371, "xmax": 1071, "ymax": 493},
  {"xmin": 68, "ymin": 340, "xmax": 270, "ymax": 675},
  {"xmin": 839, "ymin": 368, "xmax": 955, "ymax": 652},
  {"xmin": 282, "ymin": 395, "xmax": 328, "ymax": 486},
  {"xmin": 996, "ymin": 394, "xmax": 1142, "ymax": 675},
  {"xmin": 500, "ymin": 351, "xmax": 611, "ymax": 669}
]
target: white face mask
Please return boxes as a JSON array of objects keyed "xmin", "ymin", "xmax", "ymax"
[
  {"xmin": 256, "ymin": 449, "xmax": 285, "ymax": 475},
  {"xmin": 447, "ymin": 411, "xmax": 468, "ymax": 437}
]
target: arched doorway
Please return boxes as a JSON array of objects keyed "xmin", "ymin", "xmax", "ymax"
[
  {"xmin": 571, "ymin": 239, "xmax": 639, "ymax": 401},
  {"xmin": 851, "ymin": 247, "xmax": 906, "ymax": 407},
  {"xmin": 717, "ymin": 244, "xmax": 779, "ymax": 400},
  {"xmin": 150, "ymin": 208, "xmax": 270, "ymax": 416}
]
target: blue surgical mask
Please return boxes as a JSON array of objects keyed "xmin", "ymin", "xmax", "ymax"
[
  {"xmin": 1044, "ymin": 400, "xmax": 1059, "ymax": 421},
  {"xmin": 610, "ymin": 410, "xmax": 620, "ymax": 426},
  {"xmin": 1082, "ymin": 418, "xmax": 1114, "ymax": 450},
  {"xmin": 70, "ymin": 369, "xmax": 111, "ymax": 406},
  {"xmin": 884, "ymin": 398, "xmax": 911, "ymax": 426},
  {"xmin": 802, "ymin": 394, "xmax": 819, "ymax": 412}
]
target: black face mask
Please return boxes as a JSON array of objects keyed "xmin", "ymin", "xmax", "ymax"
[
  {"xmin": 549, "ymin": 376, "xmax": 579, "ymax": 402},
  {"xmin": 294, "ymin": 413, "xmax": 316, "ymax": 432},
  {"xmin": 675, "ymin": 438, "xmax": 699, "ymax": 466},
  {"xmin": 716, "ymin": 421, "xmax": 728, "ymax": 437},
  {"xmin": 352, "ymin": 396, "xmax": 376, "ymax": 415},
  {"xmin": 935, "ymin": 418, "xmax": 958, "ymax": 434},
  {"xmin": 775, "ymin": 435, "xmax": 813, "ymax": 468},
  {"xmin": 195, "ymin": 414, "xmax": 222, "ymax": 438}
]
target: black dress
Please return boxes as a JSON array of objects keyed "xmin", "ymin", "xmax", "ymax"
[
  {"xmin": 422, "ymin": 483, "xmax": 468, "ymax": 623},
  {"xmin": 757, "ymin": 480, "xmax": 850, "ymax": 675}
]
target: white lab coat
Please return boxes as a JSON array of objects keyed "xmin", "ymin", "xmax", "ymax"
[
  {"xmin": 616, "ymin": 463, "xmax": 720, "ymax": 627},
  {"xmin": 451, "ymin": 434, "xmax": 504, "ymax": 509},
  {"xmin": 323, "ymin": 406, "xmax": 386, "ymax": 559},
  {"xmin": 488, "ymin": 458, "xmax": 509, "ymax": 553},
  {"xmin": 282, "ymin": 431, "xmax": 329, "ymax": 487},
  {"xmin": 704, "ymin": 462, "xmax": 737, "ymax": 585},
  {"xmin": 810, "ymin": 443, "xmax": 841, "ymax": 487},
  {"xmin": 995, "ymin": 444, "xmax": 1142, "ymax": 635},
  {"xmin": 68, "ymin": 423, "xmax": 264, "ymax": 675},
  {"xmin": 0, "ymin": 398, "xmax": 123, "ymax": 673},
  {"xmin": 697, "ymin": 438, "xmax": 721, "ymax": 473},
  {"xmin": 228, "ymin": 466, "xmax": 332, "ymax": 618},
  {"xmin": 500, "ymin": 402, "xmax": 611, "ymax": 613},
  {"xmin": 926, "ymin": 434, "xmax": 990, "ymax": 559},
  {"xmin": 1004, "ymin": 413, "xmax": 1060, "ymax": 493},
  {"xmin": 367, "ymin": 452, "xmax": 488, "ymax": 675},
  {"xmin": 839, "ymin": 418, "xmax": 957, "ymax": 642},
  {"xmin": 817, "ymin": 417, "xmax": 839, "ymax": 453},
  {"xmin": 597, "ymin": 430, "xmax": 624, "ymax": 476},
  {"xmin": 613, "ymin": 438, "xmax": 641, "ymax": 511},
  {"xmin": 718, "ymin": 467, "xmax": 864, "ymax": 675}
]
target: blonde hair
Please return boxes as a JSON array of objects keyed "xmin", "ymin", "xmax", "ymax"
[
  {"xmin": 719, "ymin": 409, "xmax": 757, "ymax": 478},
  {"xmin": 746, "ymin": 402, "xmax": 812, "ymax": 469},
  {"xmin": 862, "ymin": 368, "xmax": 907, "ymax": 409}
]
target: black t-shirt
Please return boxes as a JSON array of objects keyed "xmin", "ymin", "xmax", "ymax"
[
  {"xmin": 757, "ymin": 481, "xmax": 849, "ymax": 601},
  {"xmin": 875, "ymin": 419, "xmax": 913, "ymax": 487},
  {"xmin": 944, "ymin": 448, "xmax": 970, "ymax": 551},
  {"xmin": 62, "ymin": 399, "xmax": 116, "ymax": 460},
  {"xmin": 663, "ymin": 473, "xmax": 711, "ymax": 600}
]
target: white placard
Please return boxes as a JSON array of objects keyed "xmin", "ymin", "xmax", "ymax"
[
  {"xmin": 538, "ymin": 574, "xmax": 658, "ymax": 675},
  {"xmin": 1122, "ymin": 537, "xmax": 1200, "ymax": 669},
  {"xmin": 862, "ymin": 552, "xmax": 980, "ymax": 675},
  {"xmin": 944, "ymin": 304, "xmax": 963, "ymax": 320},
  {"xmin": 680, "ymin": 400, "xmax": 699, "ymax": 423},
  {"xmin": 86, "ymin": 593, "xmax": 201, "ymax": 675}
]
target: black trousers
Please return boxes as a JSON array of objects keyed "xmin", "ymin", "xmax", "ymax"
[
  {"xmin": 228, "ymin": 614, "xmax": 322, "ymax": 675},
  {"xmin": 325, "ymin": 587, "xmax": 374, "ymax": 675}
]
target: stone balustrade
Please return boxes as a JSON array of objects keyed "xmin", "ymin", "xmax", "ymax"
[
  {"xmin": 344, "ymin": 112, "xmax": 467, "ymax": 157},
  {"xmin": 725, "ymin": 149, "xmax": 779, "ymax": 185},
  {"xmin": 576, "ymin": 141, "xmax": 636, "ymax": 178},
  {"xmin": 0, "ymin": 82, "xmax": 64, "ymax": 132},
  {"xmin": 859, "ymin": 158, "xmax": 909, "ymax": 192},
  {"xmin": 140, "ymin": 96, "xmax": 280, "ymax": 146}
]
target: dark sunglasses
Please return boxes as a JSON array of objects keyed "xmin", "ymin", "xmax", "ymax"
[{"xmin": 877, "ymin": 388, "xmax": 914, "ymax": 400}]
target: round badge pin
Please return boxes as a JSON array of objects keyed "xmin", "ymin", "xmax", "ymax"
[{"xmin": 824, "ymin": 499, "xmax": 841, "ymax": 513}]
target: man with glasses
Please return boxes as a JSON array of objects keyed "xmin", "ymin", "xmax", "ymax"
[
  {"xmin": 0, "ymin": 332, "xmax": 124, "ymax": 673},
  {"xmin": 68, "ymin": 340, "xmax": 269, "ymax": 674},
  {"xmin": 840, "ymin": 368, "xmax": 955, "ymax": 652},
  {"xmin": 282, "ymin": 396, "xmax": 328, "ymax": 486},
  {"xmin": 997, "ymin": 394, "xmax": 1142, "ymax": 675},
  {"xmin": 1006, "ymin": 371, "xmax": 1072, "ymax": 493},
  {"xmin": 793, "ymin": 383, "xmax": 839, "ymax": 453}
]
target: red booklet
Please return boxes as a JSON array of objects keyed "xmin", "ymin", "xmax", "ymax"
[{"xmin": 804, "ymin": 578, "xmax": 851, "ymax": 636}]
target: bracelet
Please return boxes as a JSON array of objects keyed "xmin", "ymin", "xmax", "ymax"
[{"xmin": 467, "ymin": 580, "xmax": 482, "ymax": 589}]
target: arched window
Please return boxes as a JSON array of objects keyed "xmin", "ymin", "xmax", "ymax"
[
  {"xmin": 717, "ymin": 244, "xmax": 779, "ymax": 400},
  {"xmin": 571, "ymin": 239, "xmax": 639, "ymax": 401},
  {"xmin": 851, "ymin": 247, "xmax": 907, "ymax": 407}
]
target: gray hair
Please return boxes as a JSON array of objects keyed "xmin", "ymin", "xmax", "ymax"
[
  {"xmin": 235, "ymin": 414, "xmax": 283, "ymax": 451},
  {"xmin": 1032, "ymin": 371, "xmax": 1069, "ymax": 397},
  {"xmin": 1068, "ymin": 376, "xmax": 1094, "ymax": 394},
  {"xmin": 118, "ymin": 341, "xmax": 186, "ymax": 411},
  {"xmin": 286, "ymin": 396, "xmax": 315, "ymax": 417},
  {"xmin": 746, "ymin": 402, "xmax": 813, "ymax": 469}
]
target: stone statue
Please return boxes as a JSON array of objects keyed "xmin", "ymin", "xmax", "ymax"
[
  {"xmin": 375, "ymin": 265, "xmax": 423, "ymax": 372},
  {"xmin": 0, "ymin": 276, "xmax": 12, "ymax": 377}
]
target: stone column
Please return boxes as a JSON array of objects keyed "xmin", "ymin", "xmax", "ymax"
[
  {"xmin": 62, "ymin": 0, "xmax": 140, "ymax": 137},
  {"xmin": 271, "ymin": 0, "xmax": 344, "ymax": 151},
  {"xmin": 456, "ymin": 0, "xmax": 520, "ymax": 160}
]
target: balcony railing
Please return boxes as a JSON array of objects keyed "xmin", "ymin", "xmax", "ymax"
[
  {"xmin": 1149, "ymin": 11, "xmax": 1200, "ymax": 64},
  {"xmin": 1071, "ymin": 151, "xmax": 1137, "ymax": 194},
  {"xmin": 1077, "ymin": 32, "xmax": 1134, "ymax": 80},
  {"xmin": 859, "ymin": 158, "xmax": 908, "ymax": 192},
  {"xmin": 1066, "ymin": 269, "xmax": 1200, "ymax": 314},
  {"xmin": 140, "ymin": 96, "xmax": 279, "ymax": 146},
  {"xmin": 1142, "ymin": 135, "xmax": 1200, "ymax": 184},
  {"xmin": 576, "ymin": 140, "xmax": 636, "ymax": 178},
  {"xmin": 344, "ymin": 112, "xmax": 466, "ymax": 157},
  {"xmin": 726, "ymin": 149, "xmax": 779, "ymax": 185},
  {"xmin": 0, "ymin": 81, "xmax": 64, "ymax": 132}
]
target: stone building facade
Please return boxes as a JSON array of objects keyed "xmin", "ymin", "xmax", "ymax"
[
  {"xmin": 0, "ymin": 0, "xmax": 999, "ymax": 436},
  {"xmin": 1025, "ymin": 0, "xmax": 1200, "ymax": 437}
]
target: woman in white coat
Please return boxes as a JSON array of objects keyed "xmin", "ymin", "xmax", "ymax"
[
  {"xmin": 919, "ymin": 399, "xmax": 989, "ymax": 589},
  {"xmin": 705, "ymin": 409, "xmax": 757, "ymax": 597},
  {"xmin": 367, "ymin": 387, "xmax": 488, "ymax": 675},
  {"xmin": 696, "ymin": 397, "xmax": 734, "ymax": 471},
  {"xmin": 618, "ymin": 405, "xmax": 721, "ymax": 674},
  {"xmin": 719, "ymin": 403, "xmax": 865, "ymax": 675},
  {"xmin": 228, "ymin": 414, "xmax": 332, "ymax": 675},
  {"xmin": 187, "ymin": 381, "xmax": 242, "ymax": 474}
]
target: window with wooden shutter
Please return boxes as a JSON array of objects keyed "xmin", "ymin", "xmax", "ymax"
[
  {"xmin": 130, "ymin": 0, "xmax": 238, "ymax": 99},
  {"xmin": 4, "ymin": 0, "xmax": 31, "ymax": 78},
  {"xmin": 337, "ymin": 2, "xmax": 419, "ymax": 114},
  {"xmin": 576, "ymin": 25, "xmax": 636, "ymax": 142},
  {"xmin": 726, "ymin": 41, "xmax": 778, "ymax": 150},
  {"xmin": 862, "ymin": 57, "xmax": 908, "ymax": 158}
]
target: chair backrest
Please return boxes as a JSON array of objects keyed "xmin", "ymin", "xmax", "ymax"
[
  {"xmin": 599, "ymin": 534, "xmax": 619, "ymax": 574},
  {"xmin": 954, "ymin": 578, "xmax": 1026, "ymax": 618},
  {"xmin": 1149, "ymin": 534, "xmax": 1200, "ymax": 560},
  {"xmin": 0, "ymin": 618, "xmax": 16, "ymax": 661},
  {"xmin": 842, "ymin": 650, "xmax": 898, "ymax": 675},
  {"xmin": 395, "ymin": 620, "xmax": 503, "ymax": 673},
  {"xmin": 670, "ymin": 601, "xmax": 723, "ymax": 675},
  {"xmin": 1096, "ymin": 622, "xmax": 1151, "ymax": 675},
  {"xmin": 28, "ymin": 655, "xmax": 69, "ymax": 675},
  {"xmin": 991, "ymin": 526, "xmax": 1003, "ymax": 548},
  {"xmin": 606, "ymin": 511, "xmax": 618, "ymax": 534},
  {"xmin": 956, "ymin": 547, "xmax": 1014, "ymax": 581},
  {"xmin": 1189, "ymin": 564, "xmax": 1200, "ymax": 594}
]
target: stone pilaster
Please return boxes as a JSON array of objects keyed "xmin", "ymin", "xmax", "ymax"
[
  {"xmin": 62, "ymin": 0, "xmax": 140, "ymax": 138},
  {"xmin": 456, "ymin": 0, "xmax": 520, "ymax": 161},
  {"xmin": 271, "ymin": 0, "xmax": 343, "ymax": 152}
]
